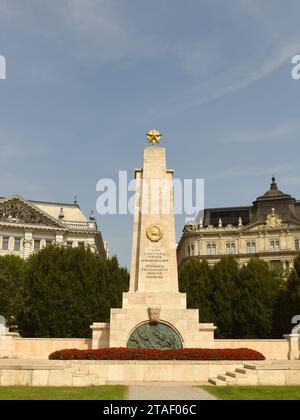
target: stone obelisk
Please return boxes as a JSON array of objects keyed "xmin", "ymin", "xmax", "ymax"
[
  {"xmin": 129, "ymin": 145, "xmax": 179, "ymax": 294},
  {"xmin": 92, "ymin": 130, "xmax": 216, "ymax": 349}
]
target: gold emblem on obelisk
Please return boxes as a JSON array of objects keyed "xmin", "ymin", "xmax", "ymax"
[
  {"xmin": 146, "ymin": 225, "xmax": 163, "ymax": 242},
  {"xmin": 146, "ymin": 129, "xmax": 162, "ymax": 145}
]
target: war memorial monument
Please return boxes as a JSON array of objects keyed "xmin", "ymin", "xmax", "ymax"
[
  {"xmin": 0, "ymin": 131, "xmax": 299, "ymax": 387},
  {"xmin": 92, "ymin": 130, "xmax": 216, "ymax": 349}
]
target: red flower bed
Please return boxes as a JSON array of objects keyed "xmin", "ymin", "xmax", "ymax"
[{"xmin": 49, "ymin": 347, "xmax": 265, "ymax": 361}]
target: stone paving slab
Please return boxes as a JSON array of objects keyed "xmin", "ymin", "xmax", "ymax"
[{"xmin": 128, "ymin": 386, "xmax": 217, "ymax": 400}]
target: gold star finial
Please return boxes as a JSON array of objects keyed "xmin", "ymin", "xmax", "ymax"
[{"xmin": 146, "ymin": 129, "xmax": 162, "ymax": 145}]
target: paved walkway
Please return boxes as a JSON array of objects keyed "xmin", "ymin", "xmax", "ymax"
[{"xmin": 128, "ymin": 386, "xmax": 217, "ymax": 400}]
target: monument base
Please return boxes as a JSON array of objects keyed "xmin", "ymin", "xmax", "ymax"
[{"xmin": 91, "ymin": 291, "xmax": 216, "ymax": 349}]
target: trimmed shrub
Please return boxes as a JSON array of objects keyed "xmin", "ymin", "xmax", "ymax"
[{"xmin": 49, "ymin": 347, "xmax": 265, "ymax": 361}]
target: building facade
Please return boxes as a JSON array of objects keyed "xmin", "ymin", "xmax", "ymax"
[
  {"xmin": 0, "ymin": 195, "xmax": 107, "ymax": 259},
  {"xmin": 177, "ymin": 178, "xmax": 300, "ymax": 271}
]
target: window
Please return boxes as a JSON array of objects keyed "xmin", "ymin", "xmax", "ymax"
[
  {"xmin": 14, "ymin": 238, "xmax": 21, "ymax": 251},
  {"xmin": 295, "ymin": 240, "xmax": 300, "ymax": 251},
  {"xmin": 270, "ymin": 240, "xmax": 280, "ymax": 252},
  {"xmin": 46, "ymin": 241, "xmax": 52, "ymax": 247},
  {"xmin": 246, "ymin": 242, "xmax": 256, "ymax": 254},
  {"xmin": 67, "ymin": 241, "xmax": 73, "ymax": 248},
  {"xmin": 2, "ymin": 237, "xmax": 9, "ymax": 250},
  {"xmin": 207, "ymin": 243, "xmax": 216, "ymax": 255},
  {"xmin": 34, "ymin": 240, "xmax": 41, "ymax": 253},
  {"xmin": 226, "ymin": 243, "xmax": 231, "ymax": 255},
  {"xmin": 78, "ymin": 242, "xmax": 85, "ymax": 248},
  {"xmin": 226, "ymin": 243, "xmax": 236, "ymax": 255}
]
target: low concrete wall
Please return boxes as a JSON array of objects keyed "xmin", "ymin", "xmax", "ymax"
[
  {"xmin": 0, "ymin": 360, "xmax": 245, "ymax": 386},
  {"xmin": 0, "ymin": 337, "xmax": 92, "ymax": 359},
  {"xmin": 215, "ymin": 339, "xmax": 289, "ymax": 360},
  {"xmin": 252, "ymin": 361, "xmax": 300, "ymax": 385},
  {"xmin": 0, "ymin": 359, "xmax": 300, "ymax": 386}
]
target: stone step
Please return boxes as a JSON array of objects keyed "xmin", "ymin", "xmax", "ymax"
[
  {"xmin": 217, "ymin": 374, "xmax": 227, "ymax": 382},
  {"xmin": 226, "ymin": 371, "xmax": 245, "ymax": 378},
  {"xmin": 243, "ymin": 364, "xmax": 257, "ymax": 370},
  {"xmin": 208, "ymin": 377, "xmax": 227, "ymax": 386},
  {"xmin": 236, "ymin": 368, "xmax": 257, "ymax": 375},
  {"xmin": 217, "ymin": 374, "xmax": 236, "ymax": 383}
]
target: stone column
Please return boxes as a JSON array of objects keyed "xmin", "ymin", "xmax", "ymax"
[
  {"xmin": 23, "ymin": 231, "xmax": 33, "ymax": 259},
  {"xmin": 284, "ymin": 334, "xmax": 300, "ymax": 360}
]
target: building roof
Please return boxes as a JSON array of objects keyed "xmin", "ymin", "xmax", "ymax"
[
  {"xmin": 255, "ymin": 177, "xmax": 293, "ymax": 201},
  {"xmin": 199, "ymin": 177, "xmax": 300, "ymax": 228},
  {"xmin": 0, "ymin": 196, "xmax": 90, "ymax": 223},
  {"xmin": 30, "ymin": 201, "xmax": 88, "ymax": 223}
]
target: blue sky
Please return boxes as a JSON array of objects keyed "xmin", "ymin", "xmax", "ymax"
[{"xmin": 1, "ymin": 0, "xmax": 300, "ymax": 267}]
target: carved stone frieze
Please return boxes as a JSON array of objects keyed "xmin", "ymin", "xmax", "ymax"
[{"xmin": 0, "ymin": 199, "xmax": 53, "ymax": 226}]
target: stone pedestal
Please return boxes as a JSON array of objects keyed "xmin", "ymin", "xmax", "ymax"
[
  {"xmin": 92, "ymin": 145, "xmax": 216, "ymax": 349},
  {"xmin": 90, "ymin": 323, "xmax": 110, "ymax": 349},
  {"xmin": 284, "ymin": 334, "xmax": 300, "ymax": 360}
]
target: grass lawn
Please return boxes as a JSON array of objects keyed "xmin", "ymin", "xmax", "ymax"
[
  {"xmin": 0, "ymin": 385, "xmax": 127, "ymax": 400},
  {"xmin": 202, "ymin": 386, "xmax": 300, "ymax": 400}
]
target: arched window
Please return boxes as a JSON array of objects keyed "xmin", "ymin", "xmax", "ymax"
[
  {"xmin": 247, "ymin": 241, "xmax": 256, "ymax": 254},
  {"xmin": 270, "ymin": 240, "xmax": 280, "ymax": 252},
  {"xmin": 226, "ymin": 243, "xmax": 235, "ymax": 254},
  {"xmin": 207, "ymin": 243, "xmax": 216, "ymax": 255},
  {"xmin": 231, "ymin": 243, "xmax": 236, "ymax": 254}
]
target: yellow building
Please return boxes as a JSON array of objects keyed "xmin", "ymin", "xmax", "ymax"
[
  {"xmin": 0, "ymin": 195, "xmax": 107, "ymax": 259},
  {"xmin": 177, "ymin": 178, "xmax": 300, "ymax": 272}
]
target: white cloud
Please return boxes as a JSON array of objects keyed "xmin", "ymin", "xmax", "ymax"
[
  {"xmin": 50, "ymin": 0, "xmax": 163, "ymax": 63},
  {"xmin": 208, "ymin": 164, "xmax": 290, "ymax": 180},
  {"xmin": 224, "ymin": 122, "xmax": 298, "ymax": 144},
  {"xmin": 173, "ymin": 40, "xmax": 218, "ymax": 77},
  {"xmin": 0, "ymin": 0, "xmax": 164, "ymax": 63},
  {"xmin": 142, "ymin": 34, "xmax": 300, "ymax": 123}
]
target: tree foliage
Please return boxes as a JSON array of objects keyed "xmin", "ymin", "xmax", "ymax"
[
  {"xmin": 0, "ymin": 255, "xmax": 26, "ymax": 327},
  {"xmin": 179, "ymin": 259, "xmax": 213, "ymax": 322},
  {"xmin": 179, "ymin": 256, "xmax": 290, "ymax": 339},
  {"xmin": 234, "ymin": 259, "xmax": 283, "ymax": 338},
  {"xmin": 211, "ymin": 257, "xmax": 239, "ymax": 338},
  {"xmin": 1, "ymin": 249, "xmax": 299, "ymax": 339},
  {"xmin": 0, "ymin": 246, "xmax": 129, "ymax": 338}
]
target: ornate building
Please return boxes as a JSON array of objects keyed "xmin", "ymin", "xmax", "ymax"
[
  {"xmin": 177, "ymin": 178, "xmax": 300, "ymax": 272},
  {"xmin": 0, "ymin": 195, "xmax": 107, "ymax": 259}
]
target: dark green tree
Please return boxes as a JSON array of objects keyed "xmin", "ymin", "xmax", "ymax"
[
  {"xmin": 210, "ymin": 256, "xmax": 240, "ymax": 338},
  {"xmin": 17, "ymin": 246, "xmax": 129, "ymax": 338},
  {"xmin": 234, "ymin": 258, "xmax": 283, "ymax": 338},
  {"xmin": 0, "ymin": 255, "xmax": 26, "ymax": 327},
  {"xmin": 274, "ymin": 255, "xmax": 300, "ymax": 336},
  {"xmin": 179, "ymin": 259, "xmax": 213, "ymax": 322}
]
